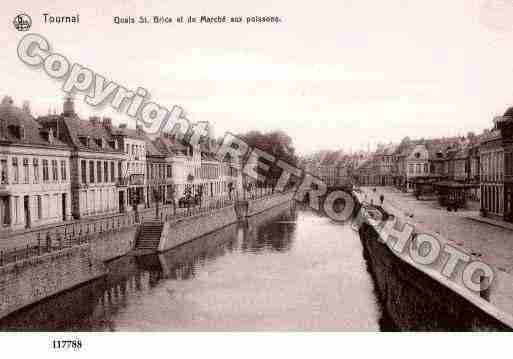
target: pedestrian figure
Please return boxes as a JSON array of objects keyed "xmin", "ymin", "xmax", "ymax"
[{"xmin": 380, "ymin": 194, "xmax": 384, "ymax": 206}]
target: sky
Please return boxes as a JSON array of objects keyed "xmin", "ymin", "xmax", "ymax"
[{"xmin": 2, "ymin": 0, "xmax": 513, "ymax": 154}]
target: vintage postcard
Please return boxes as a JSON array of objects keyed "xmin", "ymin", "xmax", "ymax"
[{"xmin": 0, "ymin": 0, "xmax": 512, "ymax": 357}]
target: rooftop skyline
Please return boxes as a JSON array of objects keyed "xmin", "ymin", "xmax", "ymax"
[{"xmin": 3, "ymin": 0, "xmax": 513, "ymax": 155}]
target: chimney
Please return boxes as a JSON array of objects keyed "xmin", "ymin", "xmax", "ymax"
[
  {"xmin": 22, "ymin": 100, "xmax": 31, "ymax": 115},
  {"xmin": 89, "ymin": 116, "xmax": 100, "ymax": 127},
  {"xmin": 102, "ymin": 117, "xmax": 112, "ymax": 130},
  {"xmin": 63, "ymin": 96, "xmax": 75, "ymax": 116},
  {"xmin": 0, "ymin": 96, "xmax": 13, "ymax": 139}
]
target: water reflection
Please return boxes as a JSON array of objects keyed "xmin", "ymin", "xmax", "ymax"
[
  {"xmin": 240, "ymin": 203, "xmax": 297, "ymax": 253},
  {"xmin": 0, "ymin": 202, "xmax": 382, "ymax": 331}
]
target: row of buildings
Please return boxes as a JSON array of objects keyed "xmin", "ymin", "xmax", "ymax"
[
  {"xmin": 0, "ymin": 96, "xmax": 240, "ymax": 232},
  {"xmin": 302, "ymin": 108, "xmax": 513, "ymax": 223},
  {"xmin": 300, "ymin": 150, "xmax": 369, "ymax": 187}
]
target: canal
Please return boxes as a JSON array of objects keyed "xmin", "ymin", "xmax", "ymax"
[{"xmin": 0, "ymin": 202, "xmax": 387, "ymax": 331}]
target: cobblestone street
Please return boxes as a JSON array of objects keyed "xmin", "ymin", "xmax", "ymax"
[{"xmin": 362, "ymin": 187, "xmax": 513, "ymax": 274}]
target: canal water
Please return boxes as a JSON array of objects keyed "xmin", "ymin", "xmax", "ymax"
[{"xmin": 0, "ymin": 202, "xmax": 387, "ymax": 331}]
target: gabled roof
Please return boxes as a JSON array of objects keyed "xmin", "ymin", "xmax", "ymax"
[
  {"xmin": 38, "ymin": 115, "xmax": 121, "ymax": 153},
  {"xmin": 0, "ymin": 97, "xmax": 69, "ymax": 148},
  {"xmin": 111, "ymin": 126, "xmax": 146, "ymax": 140},
  {"xmin": 143, "ymin": 136, "xmax": 165, "ymax": 157},
  {"xmin": 153, "ymin": 136, "xmax": 188, "ymax": 156}
]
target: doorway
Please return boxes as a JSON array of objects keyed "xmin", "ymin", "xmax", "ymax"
[
  {"xmin": 505, "ymin": 185, "xmax": 513, "ymax": 223},
  {"xmin": 23, "ymin": 195, "xmax": 30, "ymax": 229},
  {"xmin": 61, "ymin": 193, "xmax": 67, "ymax": 221},
  {"xmin": 119, "ymin": 191, "xmax": 125, "ymax": 213}
]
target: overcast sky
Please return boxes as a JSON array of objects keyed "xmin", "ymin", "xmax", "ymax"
[{"xmin": 2, "ymin": 0, "xmax": 513, "ymax": 154}]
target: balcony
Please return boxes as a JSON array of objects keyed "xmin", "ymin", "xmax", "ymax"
[
  {"xmin": 128, "ymin": 174, "xmax": 145, "ymax": 186},
  {"xmin": 116, "ymin": 177, "xmax": 129, "ymax": 187}
]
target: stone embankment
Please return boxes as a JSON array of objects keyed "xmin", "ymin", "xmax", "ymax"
[
  {"xmin": 0, "ymin": 192, "xmax": 294, "ymax": 321},
  {"xmin": 354, "ymin": 189, "xmax": 513, "ymax": 330}
]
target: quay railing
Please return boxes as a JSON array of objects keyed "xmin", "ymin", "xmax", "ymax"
[
  {"xmin": 0, "ymin": 211, "xmax": 140, "ymax": 268},
  {"xmin": 159, "ymin": 195, "xmax": 235, "ymax": 223},
  {"xmin": 0, "ymin": 191, "xmax": 285, "ymax": 268},
  {"xmin": 0, "ymin": 196, "xmax": 236, "ymax": 268}
]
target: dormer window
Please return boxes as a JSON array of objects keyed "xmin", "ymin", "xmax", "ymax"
[
  {"xmin": 79, "ymin": 136, "xmax": 88, "ymax": 147},
  {"xmin": 95, "ymin": 138, "xmax": 103, "ymax": 148},
  {"xmin": 8, "ymin": 125, "xmax": 21, "ymax": 139},
  {"xmin": 108, "ymin": 140, "xmax": 116, "ymax": 149},
  {"xmin": 415, "ymin": 152, "xmax": 420, "ymax": 159}
]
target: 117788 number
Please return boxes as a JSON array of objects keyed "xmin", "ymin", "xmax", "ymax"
[{"xmin": 52, "ymin": 340, "xmax": 82, "ymax": 350}]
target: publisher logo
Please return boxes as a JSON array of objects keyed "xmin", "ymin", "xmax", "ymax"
[{"xmin": 13, "ymin": 14, "xmax": 32, "ymax": 32}]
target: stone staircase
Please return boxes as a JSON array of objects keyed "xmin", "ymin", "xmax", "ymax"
[{"xmin": 135, "ymin": 221, "xmax": 164, "ymax": 252}]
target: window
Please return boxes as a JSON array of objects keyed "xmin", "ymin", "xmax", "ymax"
[
  {"xmin": 61, "ymin": 160, "xmax": 67, "ymax": 181},
  {"xmin": 42, "ymin": 159, "xmax": 49, "ymax": 182},
  {"xmin": 23, "ymin": 158, "xmax": 29, "ymax": 183},
  {"xmin": 81, "ymin": 160, "xmax": 87, "ymax": 183},
  {"xmin": 110, "ymin": 162, "xmax": 115, "ymax": 182},
  {"xmin": 51, "ymin": 160, "xmax": 58, "ymax": 181},
  {"xmin": 118, "ymin": 162, "xmax": 122, "ymax": 180},
  {"xmin": 33, "ymin": 159, "xmax": 39, "ymax": 183},
  {"xmin": 104, "ymin": 161, "xmax": 108, "ymax": 182},
  {"xmin": 95, "ymin": 138, "xmax": 102, "ymax": 148},
  {"xmin": 424, "ymin": 163, "xmax": 428, "ymax": 173},
  {"xmin": 53, "ymin": 194, "xmax": 59, "ymax": 218},
  {"xmin": 13, "ymin": 196, "xmax": 19, "ymax": 223},
  {"xmin": 167, "ymin": 165, "xmax": 172, "ymax": 178},
  {"xmin": 37, "ymin": 195, "xmax": 42, "ymax": 219},
  {"xmin": 2, "ymin": 197, "xmax": 9, "ymax": 225},
  {"xmin": 1, "ymin": 159, "xmax": 7, "ymax": 184},
  {"xmin": 97, "ymin": 161, "xmax": 102, "ymax": 183},
  {"xmin": 12, "ymin": 158, "xmax": 19, "ymax": 183},
  {"xmin": 79, "ymin": 136, "xmax": 88, "ymax": 146},
  {"xmin": 89, "ymin": 161, "xmax": 95, "ymax": 183}
]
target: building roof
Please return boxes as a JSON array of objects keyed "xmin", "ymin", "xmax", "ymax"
[
  {"xmin": 111, "ymin": 125, "xmax": 147, "ymax": 140},
  {"xmin": 0, "ymin": 96, "xmax": 70, "ymax": 148},
  {"xmin": 140, "ymin": 135, "xmax": 165, "ymax": 158},
  {"xmin": 153, "ymin": 136, "xmax": 189, "ymax": 156},
  {"xmin": 38, "ymin": 114, "xmax": 121, "ymax": 153}
]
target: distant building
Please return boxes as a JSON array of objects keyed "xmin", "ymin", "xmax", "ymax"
[
  {"xmin": 480, "ymin": 111, "xmax": 513, "ymax": 221},
  {"xmin": 373, "ymin": 144, "xmax": 396, "ymax": 186}
]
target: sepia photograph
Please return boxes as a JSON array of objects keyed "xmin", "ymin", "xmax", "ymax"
[{"xmin": 1, "ymin": 0, "xmax": 513, "ymax": 356}]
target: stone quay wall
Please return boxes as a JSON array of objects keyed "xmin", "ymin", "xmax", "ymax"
[
  {"xmin": 89, "ymin": 226, "xmax": 138, "ymax": 262},
  {"xmin": 0, "ymin": 193, "xmax": 294, "ymax": 321},
  {"xmin": 0, "ymin": 221, "xmax": 139, "ymax": 321},
  {"xmin": 158, "ymin": 192, "xmax": 294, "ymax": 252},
  {"xmin": 246, "ymin": 192, "xmax": 294, "ymax": 217},
  {"xmin": 0, "ymin": 244, "xmax": 106, "ymax": 320},
  {"xmin": 352, "ymin": 189, "xmax": 512, "ymax": 330},
  {"xmin": 358, "ymin": 223, "xmax": 510, "ymax": 330},
  {"xmin": 158, "ymin": 205, "xmax": 238, "ymax": 252}
]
